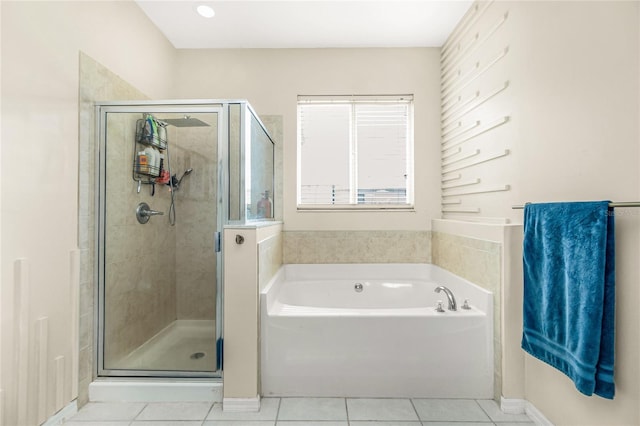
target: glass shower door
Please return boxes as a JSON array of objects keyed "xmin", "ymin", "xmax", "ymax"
[{"xmin": 97, "ymin": 104, "xmax": 223, "ymax": 377}]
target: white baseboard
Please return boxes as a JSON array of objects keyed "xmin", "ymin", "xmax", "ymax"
[
  {"xmin": 501, "ymin": 397, "xmax": 554, "ymax": 426},
  {"xmin": 42, "ymin": 400, "xmax": 78, "ymax": 426},
  {"xmin": 223, "ymin": 396, "xmax": 261, "ymax": 412},
  {"xmin": 500, "ymin": 396, "xmax": 527, "ymax": 414},
  {"xmin": 526, "ymin": 401, "xmax": 555, "ymax": 426}
]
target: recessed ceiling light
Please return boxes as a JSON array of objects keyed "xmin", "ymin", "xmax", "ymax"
[{"xmin": 196, "ymin": 4, "xmax": 215, "ymax": 18}]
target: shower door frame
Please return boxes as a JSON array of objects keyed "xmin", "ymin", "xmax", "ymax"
[{"xmin": 95, "ymin": 100, "xmax": 228, "ymax": 378}]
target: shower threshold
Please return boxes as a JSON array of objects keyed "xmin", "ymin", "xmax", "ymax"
[{"xmin": 89, "ymin": 378, "xmax": 223, "ymax": 402}]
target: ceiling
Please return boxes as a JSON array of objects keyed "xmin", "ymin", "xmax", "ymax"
[{"xmin": 135, "ymin": 1, "xmax": 472, "ymax": 49}]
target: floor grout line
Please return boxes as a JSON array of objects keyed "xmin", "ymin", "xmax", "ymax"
[
  {"xmin": 132, "ymin": 402, "xmax": 148, "ymax": 422},
  {"xmin": 409, "ymin": 397, "xmax": 421, "ymax": 423},
  {"xmin": 275, "ymin": 397, "xmax": 282, "ymax": 424},
  {"xmin": 202, "ymin": 400, "xmax": 216, "ymax": 424},
  {"xmin": 343, "ymin": 397, "xmax": 348, "ymax": 424}
]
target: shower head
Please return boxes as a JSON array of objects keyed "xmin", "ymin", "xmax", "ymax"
[
  {"xmin": 161, "ymin": 115, "xmax": 210, "ymax": 127},
  {"xmin": 177, "ymin": 168, "xmax": 193, "ymax": 187}
]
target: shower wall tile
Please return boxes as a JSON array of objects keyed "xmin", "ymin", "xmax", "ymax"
[
  {"xmin": 103, "ymin": 129, "xmax": 177, "ymax": 365},
  {"xmin": 282, "ymin": 231, "xmax": 431, "ymax": 264},
  {"xmin": 173, "ymin": 124, "xmax": 218, "ymax": 321},
  {"xmin": 104, "ymin": 219, "xmax": 177, "ymax": 365},
  {"xmin": 430, "ymin": 231, "xmax": 502, "ymax": 400}
]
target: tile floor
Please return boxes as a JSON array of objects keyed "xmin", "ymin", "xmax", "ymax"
[{"xmin": 65, "ymin": 397, "xmax": 535, "ymax": 425}]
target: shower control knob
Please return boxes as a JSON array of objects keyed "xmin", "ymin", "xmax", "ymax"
[{"xmin": 136, "ymin": 202, "xmax": 164, "ymax": 224}]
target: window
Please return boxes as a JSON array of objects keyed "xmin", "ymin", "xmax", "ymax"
[{"xmin": 297, "ymin": 95, "xmax": 414, "ymax": 209}]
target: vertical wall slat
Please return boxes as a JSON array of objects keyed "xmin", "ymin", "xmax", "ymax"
[
  {"xmin": 13, "ymin": 259, "xmax": 29, "ymax": 426},
  {"xmin": 69, "ymin": 250, "xmax": 80, "ymax": 399},
  {"xmin": 35, "ymin": 317, "xmax": 49, "ymax": 425},
  {"xmin": 0, "ymin": 388, "xmax": 5, "ymax": 426},
  {"xmin": 54, "ymin": 356, "xmax": 65, "ymax": 412}
]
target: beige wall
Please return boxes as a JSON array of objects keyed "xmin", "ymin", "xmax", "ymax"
[
  {"xmin": 173, "ymin": 48, "xmax": 442, "ymax": 232},
  {"xmin": 513, "ymin": 3, "xmax": 639, "ymax": 425},
  {"xmin": 1, "ymin": 1, "xmax": 175, "ymax": 424},
  {"xmin": 442, "ymin": 2, "xmax": 640, "ymax": 425}
]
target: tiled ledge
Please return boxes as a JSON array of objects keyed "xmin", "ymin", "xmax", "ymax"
[{"xmin": 282, "ymin": 230, "xmax": 431, "ymax": 264}]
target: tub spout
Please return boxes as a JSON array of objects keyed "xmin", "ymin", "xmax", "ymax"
[{"xmin": 434, "ymin": 286, "xmax": 457, "ymax": 311}]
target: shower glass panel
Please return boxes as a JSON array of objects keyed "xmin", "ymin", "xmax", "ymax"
[
  {"xmin": 246, "ymin": 111, "xmax": 275, "ymax": 220},
  {"xmin": 96, "ymin": 100, "xmax": 274, "ymax": 378},
  {"xmin": 228, "ymin": 104, "xmax": 242, "ymax": 221},
  {"xmin": 228, "ymin": 104, "xmax": 275, "ymax": 222}
]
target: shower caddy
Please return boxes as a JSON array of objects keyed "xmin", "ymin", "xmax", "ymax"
[{"xmin": 133, "ymin": 114, "xmax": 170, "ymax": 193}]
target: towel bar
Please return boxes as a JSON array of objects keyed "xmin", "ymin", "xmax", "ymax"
[{"xmin": 512, "ymin": 202, "xmax": 640, "ymax": 209}]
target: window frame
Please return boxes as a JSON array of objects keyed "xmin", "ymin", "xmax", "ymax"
[{"xmin": 296, "ymin": 94, "xmax": 415, "ymax": 211}]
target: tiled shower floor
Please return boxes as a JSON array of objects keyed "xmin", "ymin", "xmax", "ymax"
[{"xmin": 64, "ymin": 397, "xmax": 535, "ymax": 425}]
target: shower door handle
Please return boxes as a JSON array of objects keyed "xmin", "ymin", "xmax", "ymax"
[{"xmin": 214, "ymin": 231, "xmax": 221, "ymax": 253}]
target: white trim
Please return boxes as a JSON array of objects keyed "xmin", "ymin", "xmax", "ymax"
[
  {"xmin": 223, "ymin": 396, "xmax": 261, "ymax": 412},
  {"xmin": 526, "ymin": 401, "xmax": 555, "ymax": 426},
  {"xmin": 89, "ymin": 380, "xmax": 223, "ymax": 402},
  {"xmin": 500, "ymin": 396, "xmax": 526, "ymax": 414},
  {"xmin": 501, "ymin": 397, "xmax": 554, "ymax": 426},
  {"xmin": 298, "ymin": 94, "xmax": 413, "ymax": 103},
  {"xmin": 297, "ymin": 205, "xmax": 414, "ymax": 212},
  {"xmin": 42, "ymin": 400, "xmax": 77, "ymax": 426}
]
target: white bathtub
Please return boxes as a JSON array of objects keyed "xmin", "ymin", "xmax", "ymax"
[{"xmin": 260, "ymin": 263, "xmax": 493, "ymax": 398}]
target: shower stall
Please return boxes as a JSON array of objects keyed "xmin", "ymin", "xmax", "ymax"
[{"xmin": 95, "ymin": 100, "xmax": 274, "ymax": 378}]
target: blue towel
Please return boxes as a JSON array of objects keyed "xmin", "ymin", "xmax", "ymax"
[{"xmin": 522, "ymin": 201, "xmax": 615, "ymax": 399}]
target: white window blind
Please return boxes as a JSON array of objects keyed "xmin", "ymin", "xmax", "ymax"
[{"xmin": 297, "ymin": 95, "xmax": 414, "ymax": 207}]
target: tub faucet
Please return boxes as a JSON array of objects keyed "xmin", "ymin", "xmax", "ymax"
[{"xmin": 434, "ymin": 286, "xmax": 457, "ymax": 311}]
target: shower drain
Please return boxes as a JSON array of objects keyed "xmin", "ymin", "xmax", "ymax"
[{"xmin": 190, "ymin": 352, "xmax": 206, "ymax": 360}]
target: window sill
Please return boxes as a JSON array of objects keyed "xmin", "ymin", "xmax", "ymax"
[{"xmin": 297, "ymin": 205, "xmax": 415, "ymax": 212}]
